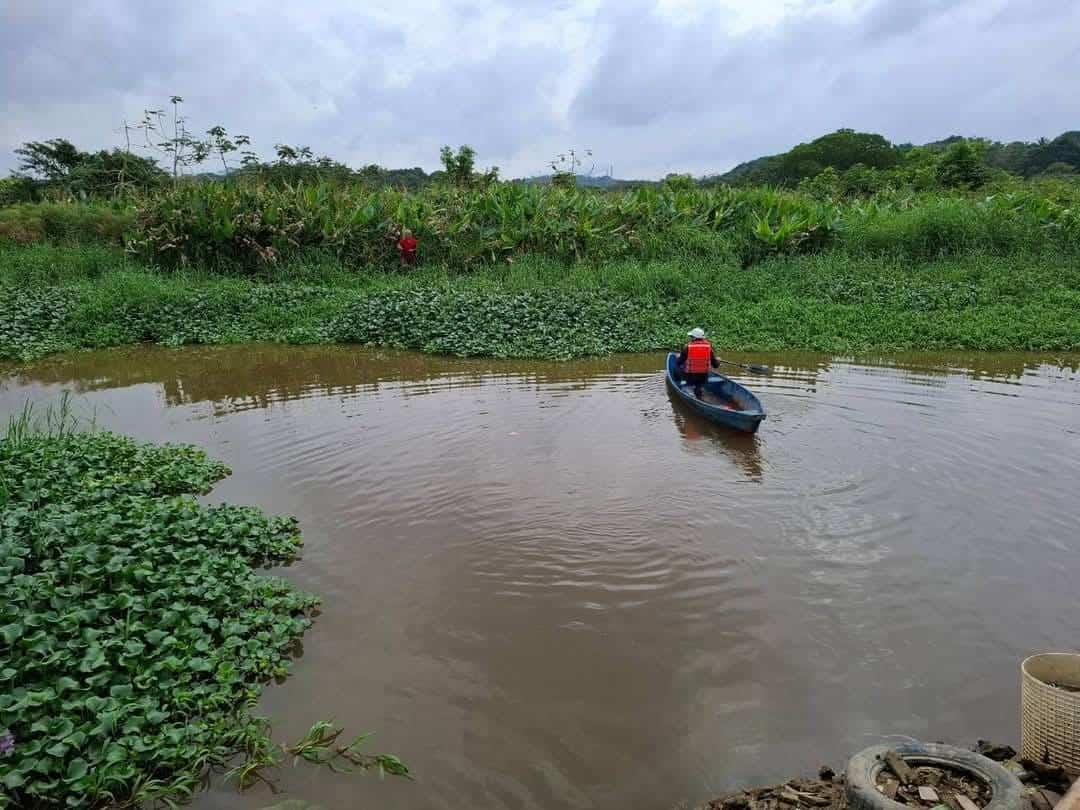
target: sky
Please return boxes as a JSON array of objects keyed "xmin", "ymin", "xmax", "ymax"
[{"xmin": 2, "ymin": 0, "xmax": 1078, "ymax": 179}]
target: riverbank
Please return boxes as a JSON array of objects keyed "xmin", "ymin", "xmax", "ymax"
[
  {"xmin": 2, "ymin": 243, "xmax": 1079, "ymax": 363},
  {"xmin": 702, "ymin": 742, "xmax": 1076, "ymax": 810}
]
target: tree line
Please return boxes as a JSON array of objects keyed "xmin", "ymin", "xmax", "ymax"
[
  {"xmin": 1, "ymin": 98, "xmax": 500, "ymax": 203},
  {"xmin": 3, "ymin": 94, "xmax": 1077, "ymax": 204},
  {"xmin": 712, "ymin": 128, "xmax": 1080, "ymax": 189}
]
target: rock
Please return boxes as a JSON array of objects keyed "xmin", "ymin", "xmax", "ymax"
[
  {"xmin": 779, "ymin": 786, "xmax": 802, "ymax": 805},
  {"xmin": 724, "ymin": 793, "xmax": 751, "ymax": 810},
  {"xmin": 1021, "ymin": 759, "xmax": 1068, "ymax": 783},
  {"xmin": 920, "ymin": 786, "xmax": 942, "ymax": 802},
  {"xmin": 778, "ymin": 786, "xmax": 831, "ymax": 807},
  {"xmin": 977, "ymin": 741, "xmax": 1017, "ymax": 762},
  {"xmin": 819, "ymin": 766, "xmax": 836, "ymax": 781},
  {"xmin": 884, "ymin": 750, "xmax": 916, "ymax": 785},
  {"xmin": 882, "ymin": 778, "xmax": 900, "ymax": 799},
  {"xmin": 954, "ymin": 795, "xmax": 981, "ymax": 810}
]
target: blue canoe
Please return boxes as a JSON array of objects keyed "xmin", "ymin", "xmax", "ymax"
[{"xmin": 665, "ymin": 352, "xmax": 767, "ymax": 434}]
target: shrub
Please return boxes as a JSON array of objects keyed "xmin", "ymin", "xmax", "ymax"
[{"xmin": 0, "ymin": 203, "xmax": 133, "ymax": 246}]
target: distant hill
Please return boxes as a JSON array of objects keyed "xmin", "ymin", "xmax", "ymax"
[
  {"xmin": 704, "ymin": 154, "xmax": 783, "ymax": 186},
  {"xmin": 711, "ymin": 129, "xmax": 1080, "ymax": 185},
  {"xmin": 520, "ymin": 174, "xmax": 653, "ymax": 189}
]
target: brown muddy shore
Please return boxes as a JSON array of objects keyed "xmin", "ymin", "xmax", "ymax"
[{"xmin": 702, "ymin": 743, "xmax": 1077, "ymax": 810}]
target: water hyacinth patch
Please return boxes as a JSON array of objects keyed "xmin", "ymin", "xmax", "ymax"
[{"xmin": 0, "ymin": 430, "xmax": 321, "ymax": 808}]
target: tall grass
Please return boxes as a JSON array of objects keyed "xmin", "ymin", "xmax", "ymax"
[
  {"xmin": 3, "ymin": 392, "xmax": 90, "ymax": 444},
  {"xmin": 7, "ymin": 181, "xmax": 1076, "ymax": 273},
  {"xmin": 0, "ymin": 202, "xmax": 132, "ymax": 246}
]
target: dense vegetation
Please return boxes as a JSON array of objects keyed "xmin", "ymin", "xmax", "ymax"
[
  {"xmin": 1, "ymin": 176, "xmax": 1078, "ymax": 274},
  {"xmin": 2, "ymin": 241, "xmax": 1078, "ymax": 363},
  {"xmin": 714, "ymin": 128, "xmax": 1080, "ymax": 188},
  {"xmin": 2, "ymin": 121, "xmax": 1079, "ymax": 362},
  {"xmin": 0, "ymin": 416, "xmax": 408, "ymax": 807}
]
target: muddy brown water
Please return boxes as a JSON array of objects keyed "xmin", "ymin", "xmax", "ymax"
[{"xmin": 2, "ymin": 346, "xmax": 1079, "ymax": 810}]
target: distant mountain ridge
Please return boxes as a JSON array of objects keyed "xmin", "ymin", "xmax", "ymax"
[{"xmin": 520, "ymin": 174, "xmax": 645, "ymax": 189}]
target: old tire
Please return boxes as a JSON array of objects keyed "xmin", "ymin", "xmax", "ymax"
[{"xmin": 846, "ymin": 742, "xmax": 1025, "ymax": 810}]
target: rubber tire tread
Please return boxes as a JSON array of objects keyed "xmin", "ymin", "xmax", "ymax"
[{"xmin": 845, "ymin": 743, "xmax": 1025, "ymax": 810}]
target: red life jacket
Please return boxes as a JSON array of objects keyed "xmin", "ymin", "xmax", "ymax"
[{"xmin": 685, "ymin": 339, "xmax": 712, "ymax": 374}]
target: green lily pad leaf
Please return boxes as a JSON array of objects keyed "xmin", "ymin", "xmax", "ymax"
[{"xmin": 65, "ymin": 758, "xmax": 89, "ymax": 781}]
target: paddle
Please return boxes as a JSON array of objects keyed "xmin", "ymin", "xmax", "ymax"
[{"xmin": 717, "ymin": 358, "xmax": 772, "ymax": 375}]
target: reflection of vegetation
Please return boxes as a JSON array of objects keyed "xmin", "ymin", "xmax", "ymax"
[{"xmin": 0, "ymin": 420, "xmax": 406, "ymax": 807}]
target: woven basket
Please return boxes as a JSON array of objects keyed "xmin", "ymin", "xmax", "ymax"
[{"xmin": 1021, "ymin": 652, "xmax": 1080, "ymax": 774}]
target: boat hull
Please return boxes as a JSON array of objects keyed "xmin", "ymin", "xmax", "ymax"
[{"xmin": 665, "ymin": 352, "xmax": 766, "ymax": 434}]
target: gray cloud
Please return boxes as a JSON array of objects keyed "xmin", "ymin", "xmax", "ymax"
[{"xmin": 2, "ymin": 0, "xmax": 1078, "ymax": 179}]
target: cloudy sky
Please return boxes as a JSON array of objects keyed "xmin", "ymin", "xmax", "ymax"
[{"xmin": 2, "ymin": 0, "xmax": 1078, "ymax": 179}]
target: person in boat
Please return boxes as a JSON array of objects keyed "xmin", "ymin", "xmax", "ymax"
[{"xmin": 677, "ymin": 327, "xmax": 720, "ymax": 399}]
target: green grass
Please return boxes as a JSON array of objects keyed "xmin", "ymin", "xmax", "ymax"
[{"xmin": 2, "ymin": 242, "xmax": 1078, "ymax": 362}]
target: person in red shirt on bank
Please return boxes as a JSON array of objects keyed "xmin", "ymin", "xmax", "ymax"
[
  {"xmin": 397, "ymin": 229, "xmax": 418, "ymax": 266},
  {"xmin": 677, "ymin": 327, "xmax": 720, "ymax": 399}
]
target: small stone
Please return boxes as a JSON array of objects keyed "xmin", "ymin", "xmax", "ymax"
[
  {"xmin": 954, "ymin": 795, "xmax": 980, "ymax": 810},
  {"xmin": 920, "ymin": 786, "xmax": 941, "ymax": 803},
  {"xmin": 778, "ymin": 787, "xmax": 802, "ymax": 805},
  {"xmin": 819, "ymin": 766, "xmax": 836, "ymax": 781},
  {"xmin": 884, "ymin": 750, "xmax": 915, "ymax": 785}
]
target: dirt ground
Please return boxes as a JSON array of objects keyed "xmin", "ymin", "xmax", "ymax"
[{"xmin": 702, "ymin": 742, "xmax": 1076, "ymax": 810}]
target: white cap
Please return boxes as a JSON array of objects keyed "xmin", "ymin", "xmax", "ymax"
[{"xmin": 688, "ymin": 327, "xmax": 705, "ymax": 339}]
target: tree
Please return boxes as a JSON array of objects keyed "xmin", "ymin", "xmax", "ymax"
[
  {"xmin": 662, "ymin": 173, "xmax": 696, "ymax": 191},
  {"xmin": 796, "ymin": 166, "xmax": 842, "ymax": 200},
  {"xmin": 68, "ymin": 149, "xmax": 167, "ymax": 196},
  {"xmin": 206, "ymin": 126, "xmax": 250, "ymax": 176},
  {"xmin": 137, "ymin": 96, "xmax": 209, "ymax": 180},
  {"xmin": 1039, "ymin": 161, "xmax": 1077, "ymax": 177},
  {"xmin": 12, "ymin": 138, "xmax": 165, "ymax": 197},
  {"xmin": 439, "ymin": 145, "xmax": 477, "ymax": 187},
  {"xmin": 13, "ymin": 139, "xmax": 84, "ymax": 181},
  {"xmin": 1023, "ymin": 131, "xmax": 1080, "ymax": 177},
  {"xmin": 549, "ymin": 147, "xmax": 592, "ymax": 188},
  {"xmin": 776, "ymin": 129, "xmax": 899, "ymax": 185},
  {"xmin": 936, "ymin": 140, "xmax": 988, "ymax": 189}
]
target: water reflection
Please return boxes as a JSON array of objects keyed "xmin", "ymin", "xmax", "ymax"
[
  {"xmin": 666, "ymin": 388, "xmax": 764, "ymax": 481},
  {"xmin": 1, "ymin": 345, "xmax": 1079, "ymax": 810},
  {"xmin": 4, "ymin": 345, "xmax": 1076, "ymax": 416}
]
